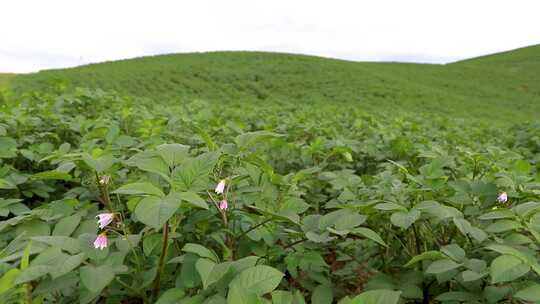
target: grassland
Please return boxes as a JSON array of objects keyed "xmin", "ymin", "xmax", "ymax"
[
  {"xmin": 7, "ymin": 45, "xmax": 540, "ymax": 124},
  {"xmin": 0, "ymin": 73, "xmax": 15, "ymax": 89}
]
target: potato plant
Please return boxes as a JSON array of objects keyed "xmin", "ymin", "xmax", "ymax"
[{"xmin": 0, "ymin": 88, "xmax": 539, "ymax": 303}]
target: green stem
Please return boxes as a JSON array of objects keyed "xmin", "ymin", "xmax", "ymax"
[
  {"xmin": 207, "ymin": 190, "xmax": 231, "ymax": 259},
  {"xmin": 152, "ymin": 221, "xmax": 169, "ymax": 301},
  {"xmin": 116, "ymin": 224, "xmax": 144, "ymax": 276},
  {"xmin": 283, "ymin": 238, "xmax": 307, "ymax": 250},
  {"xmin": 25, "ymin": 283, "xmax": 32, "ymax": 304},
  {"xmin": 237, "ymin": 218, "xmax": 272, "ymax": 239},
  {"xmin": 94, "ymin": 171, "xmax": 113, "ymax": 213}
]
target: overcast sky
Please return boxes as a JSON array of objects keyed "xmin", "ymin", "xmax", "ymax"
[{"xmin": 1, "ymin": 0, "xmax": 539, "ymax": 73}]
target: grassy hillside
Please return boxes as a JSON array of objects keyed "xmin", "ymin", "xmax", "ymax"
[
  {"xmin": 0, "ymin": 73, "xmax": 15, "ymax": 89},
  {"xmin": 0, "ymin": 73, "xmax": 16, "ymax": 103},
  {"xmin": 7, "ymin": 46, "xmax": 540, "ymax": 123}
]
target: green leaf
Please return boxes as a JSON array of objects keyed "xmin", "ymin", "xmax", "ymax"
[
  {"xmin": 178, "ymin": 191, "xmax": 209, "ymax": 209},
  {"xmin": 452, "ymin": 217, "xmax": 471, "ymax": 236},
  {"xmin": 82, "ymin": 154, "xmax": 116, "ymax": 173},
  {"xmin": 230, "ymin": 256, "xmax": 262, "ymax": 274},
  {"xmin": 374, "ymin": 202, "xmax": 407, "ymax": 211},
  {"xmin": 0, "ymin": 269, "xmax": 20, "ymax": 295},
  {"xmin": 0, "ymin": 137, "xmax": 17, "ymax": 158},
  {"xmin": 172, "ymin": 151, "xmax": 220, "ymax": 192},
  {"xmin": 404, "ymin": 251, "xmax": 445, "ymax": 268},
  {"xmin": 196, "ymin": 258, "xmax": 215, "ymax": 290},
  {"xmin": 271, "ymin": 291, "xmax": 294, "ymax": 304},
  {"xmin": 461, "ymin": 270, "xmax": 486, "ymax": 282},
  {"xmin": 485, "ymin": 220, "xmax": 522, "ymax": 233},
  {"xmin": 235, "ymin": 131, "xmax": 281, "ymax": 149},
  {"xmin": 15, "ymin": 265, "xmax": 51, "ymax": 284},
  {"xmin": 15, "ymin": 219, "xmax": 50, "ymax": 237},
  {"xmin": 155, "ymin": 288, "xmax": 186, "ymax": 304},
  {"xmin": 484, "ymin": 286, "xmax": 511, "ymax": 303},
  {"xmin": 514, "ymin": 202, "xmax": 540, "ymax": 218},
  {"xmin": 306, "ymin": 231, "xmax": 335, "ymax": 243},
  {"xmin": 143, "ymin": 234, "xmax": 162, "ymax": 256},
  {"xmin": 31, "ymin": 170, "xmax": 72, "ymax": 181},
  {"xmin": 435, "ymin": 291, "xmax": 480, "ymax": 302},
  {"xmin": 30, "ymin": 246, "xmax": 67, "ymax": 266},
  {"xmin": 227, "ymin": 285, "xmax": 262, "ymax": 304},
  {"xmin": 177, "ymin": 253, "xmax": 201, "ymax": 289},
  {"xmin": 21, "ymin": 240, "xmax": 32, "ymax": 270},
  {"xmin": 337, "ymin": 296, "xmax": 351, "ymax": 304},
  {"xmin": 52, "ymin": 213, "xmax": 81, "ymax": 236},
  {"xmin": 351, "ymin": 227, "xmax": 387, "ymax": 247},
  {"xmin": 468, "ymin": 226, "xmax": 488, "ymax": 243},
  {"xmin": 312, "ymin": 285, "xmax": 333, "ymax": 304},
  {"xmin": 319, "ymin": 209, "xmax": 365, "ymax": 230},
  {"xmin": 490, "ymin": 255, "xmax": 530, "ymax": 283},
  {"xmin": 485, "ymin": 244, "xmax": 540, "ymax": 275},
  {"xmin": 32, "ymin": 236, "xmax": 80, "ymax": 254},
  {"xmin": 135, "ymin": 192, "xmax": 182, "ymax": 229},
  {"xmin": 0, "ymin": 178, "xmax": 17, "ymax": 189},
  {"xmin": 113, "ymin": 182, "xmax": 165, "ymax": 197},
  {"xmin": 425, "ymin": 259, "xmax": 461, "ymax": 274},
  {"xmin": 157, "ymin": 143, "xmax": 190, "ymax": 167},
  {"xmin": 229, "ymin": 265, "xmax": 284, "ymax": 296},
  {"xmin": 413, "ymin": 201, "xmax": 461, "ymax": 219},
  {"xmin": 182, "ymin": 243, "xmax": 219, "ymax": 262},
  {"xmin": 50, "ymin": 253, "xmax": 85, "ymax": 279},
  {"xmin": 280, "ymin": 197, "xmax": 310, "ymax": 214},
  {"xmin": 512, "ymin": 159, "xmax": 531, "ymax": 174},
  {"xmin": 453, "ymin": 217, "xmax": 487, "ymax": 243},
  {"xmin": 440, "ymin": 244, "xmax": 466, "ymax": 262},
  {"xmin": 196, "ymin": 258, "xmax": 231, "ymax": 290},
  {"xmin": 334, "ymin": 212, "xmax": 366, "ymax": 231},
  {"xmin": 193, "ymin": 125, "xmax": 218, "ymax": 151},
  {"xmin": 478, "ymin": 209, "xmax": 515, "ymax": 220},
  {"xmin": 127, "ymin": 153, "xmax": 171, "ymax": 182},
  {"xmin": 115, "ymin": 234, "xmax": 141, "ymax": 253},
  {"xmin": 80, "ymin": 264, "xmax": 114, "ymax": 293},
  {"xmin": 350, "ymin": 289, "xmax": 401, "ymax": 304},
  {"xmin": 390, "ymin": 210, "xmax": 420, "ymax": 229},
  {"xmin": 514, "ymin": 284, "xmax": 540, "ymax": 302},
  {"xmin": 78, "ymin": 234, "xmax": 109, "ymax": 261}
]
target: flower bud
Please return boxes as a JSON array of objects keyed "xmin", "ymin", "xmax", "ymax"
[
  {"xmin": 497, "ymin": 192, "xmax": 508, "ymax": 204},
  {"xmin": 215, "ymin": 179, "xmax": 226, "ymax": 194}
]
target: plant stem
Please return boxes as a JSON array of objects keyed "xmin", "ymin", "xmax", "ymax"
[
  {"xmin": 117, "ymin": 224, "xmax": 144, "ymax": 276},
  {"xmin": 152, "ymin": 220, "xmax": 169, "ymax": 302},
  {"xmin": 207, "ymin": 190, "xmax": 232, "ymax": 258},
  {"xmin": 413, "ymin": 223, "xmax": 430, "ymax": 304},
  {"xmin": 25, "ymin": 283, "xmax": 32, "ymax": 304},
  {"xmin": 95, "ymin": 171, "xmax": 113, "ymax": 213},
  {"xmin": 237, "ymin": 218, "xmax": 272, "ymax": 239},
  {"xmin": 283, "ymin": 238, "xmax": 307, "ymax": 250}
]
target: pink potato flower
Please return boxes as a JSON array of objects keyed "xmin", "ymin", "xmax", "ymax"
[
  {"xmin": 215, "ymin": 179, "xmax": 226, "ymax": 194},
  {"xmin": 497, "ymin": 192, "xmax": 508, "ymax": 204},
  {"xmin": 96, "ymin": 213, "xmax": 114, "ymax": 229},
  {"xmin": 219, "ymin": 199, "xmax": 228, "ymax": 210},
  {"xmin": 93, "ymin": 233, "xmax": 108, "ymax": 250}
]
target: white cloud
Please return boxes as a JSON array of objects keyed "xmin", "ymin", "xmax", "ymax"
[{"xmin": 1, "ymin": 0, "xmax": 539, "ymax": 72}]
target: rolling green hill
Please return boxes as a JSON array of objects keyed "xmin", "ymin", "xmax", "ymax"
[
  {"xmin": 6, "ymin": 45, "xmax": 540, "ymax": 123},
  {"xmin": 0, "ymin": 73, "xmax": 15, "ymax": 89}
]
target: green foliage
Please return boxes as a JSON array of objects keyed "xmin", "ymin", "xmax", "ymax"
[{"xmin": 0, "ymin": 46, "xmax": 539, "ymax": 303}]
